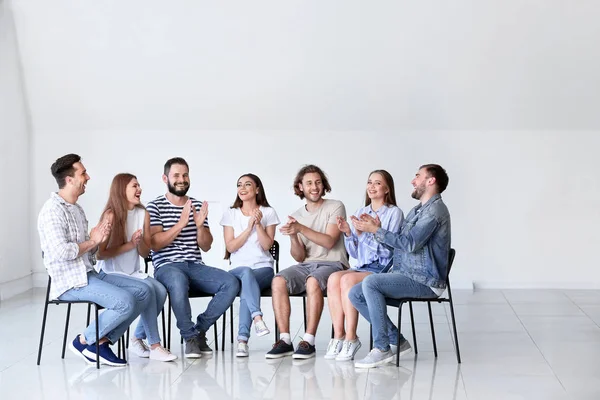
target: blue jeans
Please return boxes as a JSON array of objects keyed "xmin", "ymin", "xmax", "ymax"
[
  {"xmin": 58, "ymin": 271, "xmax": 150, "ymax": 345},
  {"xmin": 155, "ymin": 262, "xmax": 240, "ymax": 340},
  {"xmin": 116, "ymin": 276, "xmax": 167, "ymax": 345},
  {"xmin": 229, "ymin": 266, "xmax": 274, "ymax": 342},
  {"xmin": 349, "ymin": 272, "xmax": 437, "ymax": 351}
]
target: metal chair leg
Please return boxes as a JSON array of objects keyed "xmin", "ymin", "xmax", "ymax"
[
  {"xmin": 302, "ymin": 297, "xmax": 307, "ymax": 329},
  {"xmin": 37, "ymin": 299, "xmax": 51, "ymax": 365},
  {"xmin": 222, "ymin": 309, "xmax": 227, "ymax": 351},
  {"xmin": 161, "ymin": 309, "xmax": 167, "ymax": 348},
  {"xmin": 396, "ymin": 304, "xmax": 402, "ymax": 367},
  {"xmin": 448, "ymin": 289, "xmax": 462, "ymax": 363},
  {"xmin": 427, "ymin": 302, "xmax": 438, "ymax": 357},
  {"xmin": 61, "ymin": 304, "xmax": 72, "ymax": 358},
  {"xmin": 95, "ymin": 305, "xmax": 100, "ymax": 369},
  {"xmin": 409, "ymin": 302, "xmax": 418, "ymax": 354},
  {"xmin": 230, "ymin": 304, "xmax": 234, "ymax": 344}
]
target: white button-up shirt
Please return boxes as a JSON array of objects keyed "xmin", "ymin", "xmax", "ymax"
[{"xmin": 38, "ymin": 192, "xmax": 95, "ymax": 300}]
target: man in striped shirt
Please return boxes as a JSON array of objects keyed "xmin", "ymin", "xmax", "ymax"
[{"xmin": 148, "ymin": 157, "xmax": 239, "ymax": 358}]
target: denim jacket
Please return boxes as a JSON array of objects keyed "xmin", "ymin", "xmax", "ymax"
[{"xmin": 374, "ymin": 194, "xmax": 451, "ymax": 289}]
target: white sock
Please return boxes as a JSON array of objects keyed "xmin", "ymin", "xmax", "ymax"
[
  {"xmin": 334, "ymin": 336, "xmax": 345, "ymax": 341},
  {"xmin": 303, "ymin": 333, "xmax": 315, "ymax": 346},
  {"xmin": 280, "ymin": 333, "xmax": 292, "ymax": 345}
]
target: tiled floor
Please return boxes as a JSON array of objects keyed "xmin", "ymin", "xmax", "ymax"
[{"xmin": 1, "ymin": 288, "xmax": 600, "ymax": 399}]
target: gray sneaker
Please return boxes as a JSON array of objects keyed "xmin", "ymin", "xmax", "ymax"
[
  {"xmin": 185, "ymin": 337, "xmax": 202, "ymax": 359},
  {"xmin": 197, "ymin": 332, "xmax": 213, "ymax": 354},
  {"xmin": 390, "ymin": 339, "xmax": 412, "ymax": 356},
  {"xmin": 354, "ymin": 348, "xmax": 395, "ymax": 368}
]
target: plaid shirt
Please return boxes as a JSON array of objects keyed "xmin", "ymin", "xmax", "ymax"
[{"xmin": 38, "ymin": 193, "xmax": 95, "ymax": 300}]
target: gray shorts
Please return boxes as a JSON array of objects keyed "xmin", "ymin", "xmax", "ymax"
[{"xmin": 276, "ymin": 262, "xmax": 345, "ymax": 294}]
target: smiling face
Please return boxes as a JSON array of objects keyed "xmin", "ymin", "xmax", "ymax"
[
  {"xmin": 67, "ymin": 162, "xmax": 90, "ymax": 196},
  {"xmin": 298, "ymin": 172, "xmax": 324, "ymax": 204},
  {"xmin": 366, "ymin": 172, "xmax": 389, "ymax": 202},
  {"xmin": 164, "ymin": 163, "xmax": 190, "ymax": 197},
  {"xmin": 411, "ymin": 168, "xmax": 430, "ymax": 200},
  {"xmin": 237, "ymin": 176, "xmax": 258, "ymax": 203},
  {"xmin": 125, "ymin": 178, "xmax": 142, "ymax": 207}
]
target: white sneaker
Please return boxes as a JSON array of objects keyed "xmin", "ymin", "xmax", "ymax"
[
  {"xmin": 236, "ymin": 342, "xmax": 249, "ymax": 357},
  {"xmin": 324, "ymin": 338, "xmax": 344, "ymax": 360},
  {"xmin": 335, "ymin": 339, "xmax": 362, "ymax": 361},
  {"xmin": 254, "ymin": 319, "xmax": 270, "ymax": 337},
  {"xmin": 129, "ymin": 338, "xmax": 150, "ymax": 358},
  {"xmin": 149, "ymin": 345, "xmax": 177, "ymax": 362}
]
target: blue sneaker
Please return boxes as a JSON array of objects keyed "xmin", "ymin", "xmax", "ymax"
[
  {"xmin": 83, "ymin": 342, "xmax": 127, "ymax": 367},
  {"xmin": 69, "ymin": 335, "xmax": 95, "ymax": 365}
]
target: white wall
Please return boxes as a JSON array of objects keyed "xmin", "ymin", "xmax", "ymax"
[
  {"xmin": 6, "ymin": 1, "xmax": 600, "ymax": 292},
  {"xmin": 0, "ymin": 1, "xmax": 32, "ymax": 300},
  {"xmin": 30, "ymin": 130, "xmax": 600, "ymax": 290}
]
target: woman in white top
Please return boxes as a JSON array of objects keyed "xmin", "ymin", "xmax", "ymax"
[
  {"xmin": 220, "ymin": 173, "xmax": 280, "ymax": 357},
  {"xmin": 97, "ymin": 173, "xmax": 176, "ymax": 362},
  {"xmin": 325, "ymin": 170, "xmax": 404, "ymax": 361}
]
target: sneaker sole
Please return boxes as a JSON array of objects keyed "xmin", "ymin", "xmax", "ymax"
[
  {"xmin": 354, "ymin": 354, "xmax": 395, "ymax": 369},
  {"xmin": 398, "ymin": 347, "xmax": 412, "ymax": 357},
  {"xmin": 82, "ymin": 348, "xmax": 127, "ymax": 367},
  {"xmin": 255, "ymin": 329, "xmax": 270, "ymax": 337},
  {"xmin": 150, "ymin": 355, "xmax": 178, "ymax": 362},
  {"xmin": 324, "ymin": 354, "xmax": 339, "ymax": 360},
  {"xmin": 236, "ymin": 352, "xmax": 249, "ymax": 357},
  {"xmin": 200, "ymin": 350, "xmax": 213, "ymax": 355},
  {"xmin": 265, "ymin": 351, "xmax": 294, "ymax": 359},
  {"xmin": 69, "ymin": 342, "xmax": 95, "ymax": 365},
  {"xmin": 185, "ymin": 353, "xmax": 202, "ymax": 358},
  {"xmin": 292, "ymin": 352, "xmax": 316, "ymax": 359}
]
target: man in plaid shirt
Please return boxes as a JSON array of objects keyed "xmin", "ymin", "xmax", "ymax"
[{"xmin": 38, "ymin": 154, "xmax": 150, "ymax": 367}]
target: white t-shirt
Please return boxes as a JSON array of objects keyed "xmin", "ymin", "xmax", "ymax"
[
  {"xmin": 219, "ymin": 206, "xmax": 280, "ymax": 269},
  {"xmin": 97, "ymin": 207, "xmax": 148, "ymax": 279}
]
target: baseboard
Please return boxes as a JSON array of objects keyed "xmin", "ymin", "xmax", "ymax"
[
  {"xmin": 473, "ymin": 281, "xmax": 600, "ymax": 290},
  {"xmin": 0, "ymin": 274, "xmax": 33, "ymax": 301},
  {"xmin": 32, "ymin": 271, "xmax": 48, "ymax": 288}
]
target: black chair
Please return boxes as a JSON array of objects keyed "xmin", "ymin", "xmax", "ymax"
[
  {"xmin": 37, "ymin": 276, "xmax": 102, "ymax": 369},
  {"xmin": 375, "ymin": 248, "xmax": 461, "ymax": 365},
  {"xmin": 143, "ymin": 257, "xmax": 221, "ymax": 350}
]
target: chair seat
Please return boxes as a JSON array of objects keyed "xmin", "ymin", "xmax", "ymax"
[{"xmin": 385, "ymin": 296, "xmax": 446, "ymax": 307}]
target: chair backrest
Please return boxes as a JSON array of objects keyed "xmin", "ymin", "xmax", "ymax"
[
  {"xmin": 144, "ymin": 256, "xmax": 152, "ymax": 274},
  {"xmin": 270, "ymin": 240, "xmax": 280, "ymax": 273},
  {"xmin": 446, "ymin": 248, "xmax": 456, "ymax": 284}
]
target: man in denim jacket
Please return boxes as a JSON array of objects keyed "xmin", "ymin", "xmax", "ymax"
[{"xmin": 348, "ymin": 164, "xmax": 450, "ymax": 368}]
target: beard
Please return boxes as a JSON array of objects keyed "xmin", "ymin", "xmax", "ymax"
[
  {"xmin": 411, "ymin": 184, "xmax": 425, "ymax": 200},
  {"xmin": 168, "ymin": 181, "xmax": 190, "ymax": 196}
]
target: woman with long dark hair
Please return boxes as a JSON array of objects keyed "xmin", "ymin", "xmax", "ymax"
[
  {"xmin": 220, "ymin": 173, "xmax": 280, "ymax": 357},
  {"xmin": 97, "ymin": 173, "xmax": 176, "ymax": 362}
]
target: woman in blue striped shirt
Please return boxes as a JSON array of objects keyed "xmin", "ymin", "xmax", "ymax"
[{"xmin": 325, "ymin": 170, "xmax": 404, "ymax": 361}]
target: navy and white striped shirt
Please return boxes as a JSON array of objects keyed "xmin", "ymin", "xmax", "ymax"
[{"xmin": 147, "ymin": 195, "xmax": 209, "ymax": 269}]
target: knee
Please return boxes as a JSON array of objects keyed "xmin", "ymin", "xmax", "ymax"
[
  {"xmin": 224, "ymin": 275, "xmax": 240, "ymax": 293},
  {"xmin": 361, "ymin": 274, "xmax": 378, "ymax": 290},
  {"xmin": 306, "ymin": 277, "xmax": 322, "ymax": 295},
  {"xmin": 339, "ymin": 274, "xmax": 353, "ymax": 291},
  {"xmin": 154, "ymin": 282, "xmax": 168, "ymax": 304},
  {"xmin": 272, "ymin": 276, "xmax": 287, "ymax": 293},
  {"xmin": 115, "ymin": 291, "xmax": 136, "ymax": 316},
  {"xmin": 161, "ymin": 274, "xmax": 188, "ymax": 295},
  {"xmin": 327, "ymin": 272, "xmax": 342, "ymax": 291}
]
